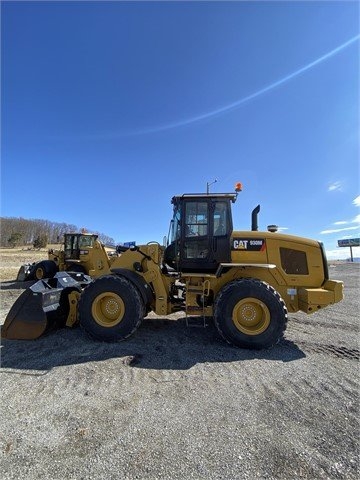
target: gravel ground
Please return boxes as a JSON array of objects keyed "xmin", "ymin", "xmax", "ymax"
[{"xmin": 0, "ymin": 263, "xmax": 359, "ymax": 479}]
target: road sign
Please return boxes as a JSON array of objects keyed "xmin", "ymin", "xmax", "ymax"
[
  {"xmin": 337, "ymin": 237, "xmax": 360, "ymax": 262},
  {"xmin": 338, "ymin": 238, "xmax": 360, "ymax": 247}
]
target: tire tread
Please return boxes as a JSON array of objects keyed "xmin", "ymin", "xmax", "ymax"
[
  {"xmin": 78, "ymin": 275, "xmax": 144, "ymax": 342},
  {"xmin": 214, "ymin": 278, "xmax": 288, "ymax": 349}
]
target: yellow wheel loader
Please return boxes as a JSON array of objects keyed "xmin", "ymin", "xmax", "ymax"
[
  {"xmin": 16, "ymin": 233, "xmax": 118, "ymax": 281},
  {"xmin": 2, "ymin": 186, "xmax": 343, "ymax": 349}
]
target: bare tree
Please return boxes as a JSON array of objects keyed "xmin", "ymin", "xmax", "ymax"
[{"xmin": 0, "ymin": 217, "xmax": 115, "ymax": 247}]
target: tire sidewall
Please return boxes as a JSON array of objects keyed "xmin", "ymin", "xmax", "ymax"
[
  {"xmin": 78, "ymin": 275, "xmax": 144, "ymax": 341},
  {"xmin": 31, "ymin": 260, "xmax": 57, "ymax": 279},
  {"xmin": 214, "ymin": 279, "xmax": 287, "ymax": 349}
]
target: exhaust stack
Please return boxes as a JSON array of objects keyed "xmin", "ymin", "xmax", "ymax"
[{"xmin": 251, "ymin": 205, "xmax": 260, "ymax": 231}]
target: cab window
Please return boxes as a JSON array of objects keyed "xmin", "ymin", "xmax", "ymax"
[
  {"xmin": 79, "ymin": 236, "xmax": 93, "ymax": 247},
  {"xmin": 169, "ymin": 206, "xmax": 181, "ymax": 244},
  {"xmin": 185, "ymin": 202, "xmax": 208, "ymax": 237},
  {"xmin": 213, "ymin": 202, "xmax": 228, "ymax": 236}
]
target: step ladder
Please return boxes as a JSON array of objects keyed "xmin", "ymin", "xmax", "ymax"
[{"xmin": 185, "ymin": 279, "xmax": 211, "ymax": 328}]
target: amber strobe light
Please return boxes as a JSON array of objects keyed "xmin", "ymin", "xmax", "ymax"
[{"xmin": 235, "ymin": 182, "xmax": 243, "ymax": 192}]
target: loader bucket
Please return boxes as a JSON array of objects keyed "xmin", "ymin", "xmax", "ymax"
[{"xmin": 1, "ymin": 272, "xmax": 92, "ymax": 340}]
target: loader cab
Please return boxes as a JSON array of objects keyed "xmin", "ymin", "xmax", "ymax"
[
  {"xmin": 164, "ymin": 194, "xmax": 237, "ymax": 273},
  {"xmin": 64, "ymin": 233, "xmax": 98, "ymax": 260}
]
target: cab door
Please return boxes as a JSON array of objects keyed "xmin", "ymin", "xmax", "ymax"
[
  {"xmin": 181, "ymin": 201, "xmax": 211, "ymax": 271},
  {"xmin": 180, "ymin": 199, "xmax": 232, "ymax": 272},
  {"xmin": 211, "ymin": 200, "xmax": 232, "ymax": 265},
  {"xmin": 64, "ymin": 234, "xmax": 80, "ymax": 260}
]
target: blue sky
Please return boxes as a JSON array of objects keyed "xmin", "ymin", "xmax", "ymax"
[{"xmin": 1, "ymin": 1, "xmax": 359, "ymax": 259}]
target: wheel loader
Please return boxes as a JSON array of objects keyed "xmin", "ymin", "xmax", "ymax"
[
  {"xmin": 16, "ymin": 233, "xmax": 118, "ymax": 281},
  {"xmin": 2, "ymin": 185, "xmax": 343, "ymax": 349}
]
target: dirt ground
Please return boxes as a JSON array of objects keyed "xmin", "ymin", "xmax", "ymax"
[
  {"xmin": 0, "ymin": 248, "xmax": 359, "ymax": 479},
  {"xmin": 0, "ymin": 246, "xmax": 60, "ymax": 282}
]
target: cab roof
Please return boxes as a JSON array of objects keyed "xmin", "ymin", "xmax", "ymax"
[{"xmin": 171, "ymin": 193, "xmax": 238, "ymax": 204}]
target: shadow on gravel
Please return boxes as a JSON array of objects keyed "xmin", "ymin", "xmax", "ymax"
[
  {"xmin": 0, "ymin": 317, "xmax": 306, "ymax": 372},
  {"xmin": 0, "ymin": 280, "xmax": 36, "ymax": 290}
]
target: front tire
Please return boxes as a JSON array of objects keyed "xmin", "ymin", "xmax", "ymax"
[
  {"xmin": 32, "ymin": 260, "xmax": 58, "ymax": 280},
  {"xmin": 214, "ymin": 279, "xmax": 288, "ymax": 349},
  {"xmin": 78, "ymin": 275, "xmax": 145, "ymax": 342}
]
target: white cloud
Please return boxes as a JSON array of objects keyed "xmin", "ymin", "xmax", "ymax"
[
  {"xmin": 320, "ymin": 226, "xmax": 359, "ymax": 235},
  {"xmin": 353, "ymin": 195, "xmax": 360, "ymax": 206},
  {"xmin": 320, "ymin": 200, "xmax": 360, "ymax": 236},
  {"xmin": 340, "ymin": 234, "xmax": 359, "ymax": 239},
  {"xmin": 323, "ymin": 214, "xmax": 360, "ymax": 234},
  {"xmin": 328, "ymin": 181, "xmax": 343, "ymax": 192}
]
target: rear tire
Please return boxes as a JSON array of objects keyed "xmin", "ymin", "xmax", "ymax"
[
  {"xmin": 214, "ymin": 279, "xmax": 288, "ymax": 349},
  {"xmin": 32, "ymin": 260, "xmax": 58, "ymax": 280},
  {"xmin": 78, "ymin": 275, "xmax": 144, "ymax": 342}
]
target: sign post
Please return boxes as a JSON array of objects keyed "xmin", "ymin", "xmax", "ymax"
[{"xmin": 337, "ymin": 238, "xmax": 360, "ymax": 262}]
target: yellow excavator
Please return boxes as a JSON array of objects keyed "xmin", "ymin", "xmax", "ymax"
[{"xmin": 2, "ymin": 184, "xmax": 343, "ymax": 349}]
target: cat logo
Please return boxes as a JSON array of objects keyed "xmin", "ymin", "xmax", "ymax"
[
  {"xmin": 232, "ymin": 238, "xmax": 266, "ymax": 251},
  {"xmin": 233, "ymin": 240, "xmax": 249, "ymax": 250}
]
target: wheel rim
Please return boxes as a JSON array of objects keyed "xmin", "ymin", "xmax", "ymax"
[
  {"xmin": 35, "ymin": 268, "xmax": 44, "ymax": 279},
  {"xmin": 232, "ymin": 297, "xmax": 270, "ymax": 335},
  {"xmin": 91, "ymin": 292, "xmax": 125, "ymax": 328}
]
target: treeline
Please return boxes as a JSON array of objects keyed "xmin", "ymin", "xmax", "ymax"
[{"xmin": 0, "ymin": 217, "xmax": 115, "ymax": 248}]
